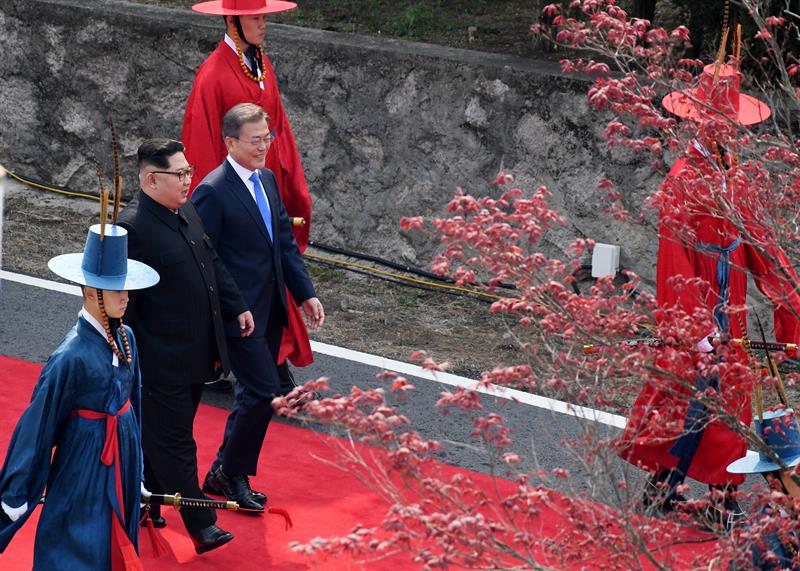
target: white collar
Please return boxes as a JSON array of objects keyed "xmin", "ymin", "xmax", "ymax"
[
  {"xmin": 223, "ymin": 34, "xmax": 263, "ymax": 89},
  {"xmin": 80, "ymin": 307, "xmax": 107, "ymax": 338},
  {"xmin": 224, "ymin": 34, "xmax": 250, "ymax": 65},
  {"xmin": 80, "ymin": 308, "xmax": 119, "ymax": 367},
  {"xmin": 690, "ymin": 138, "xmax": 729, "ymax": 196},
  {"xmin": 227, "ymin": 155, "xmax": 258, "ymax": 185}
]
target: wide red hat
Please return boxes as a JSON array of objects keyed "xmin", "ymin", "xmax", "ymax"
[
  {"xmin": 662, "ymin": 63, "xmax": 771, "ymax": 126},
  {"xmin": 192, "ymin": 0, "xmax": 297, "ymax": 16}
]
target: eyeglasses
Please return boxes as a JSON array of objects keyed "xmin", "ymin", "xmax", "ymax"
[
  {"xmin": 150, "ymin": 165, "xmax": 195, "ymax": 183},
  {"xmin": 234, "ymin": 131, "xmax": 276, "ymax": 148}
]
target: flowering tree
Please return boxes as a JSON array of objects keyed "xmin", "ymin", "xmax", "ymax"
[{"xmin": 276, "ymin": 1, "xmax": 800, "ymax": 569}]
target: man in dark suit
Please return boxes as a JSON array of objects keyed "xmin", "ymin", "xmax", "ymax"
[
  {"xmin": 192, "ymin": 102, "xmax": 324, "ymax": 512},
  {"xmin": 119, "ymin": 139, "xmax": 254, "ymax": 553}
]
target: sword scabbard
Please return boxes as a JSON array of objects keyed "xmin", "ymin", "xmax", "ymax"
[{"xmin": 144, "ymin": 493, "xmax": 239, "ymax": 511}]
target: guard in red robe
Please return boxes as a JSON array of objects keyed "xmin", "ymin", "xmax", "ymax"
[
  {"xmin": 183, "ymin": 0, "xmax": 312, "ymax": 372},
  {"xmin": 617, "ymin": 63, "xmax": 800, "ymax": 519}
]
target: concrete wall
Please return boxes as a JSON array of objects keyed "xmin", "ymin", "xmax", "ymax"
[{"xmin": 0, "ymin": 0, "xmax": 659, "ymax": 283}]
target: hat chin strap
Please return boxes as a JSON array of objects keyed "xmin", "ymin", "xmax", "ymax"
[
  {"xmin": 233, "ymin": 16, "xmax": 253, "ymax": 48},
  {"xmin": 231, "ymin": 15, "xmax": 263, "ymax": 78}
]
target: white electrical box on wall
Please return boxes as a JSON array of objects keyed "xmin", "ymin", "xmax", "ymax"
[{"xmin": 591, "ymin": 243, "xmax": 620, "ymax": 278}]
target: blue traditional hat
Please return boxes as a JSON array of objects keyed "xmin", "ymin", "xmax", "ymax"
[
  {"xmin": 727, "ymin": 409, "xmax": 800, "ymax": 474},
  {"xmin": 48, "ymin": 224, "xmax": 159, "ymax": 291}
]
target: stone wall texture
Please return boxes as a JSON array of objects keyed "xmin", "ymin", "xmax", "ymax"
[{"xmin": 0, "ymin": 0, "xmax": 660, "ymax": 287}]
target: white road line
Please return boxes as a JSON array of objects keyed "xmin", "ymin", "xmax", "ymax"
[
  {"xmin": 1, "ymin": 270, "xmax": 82, "ymax": 296},
  {"xmin": 0, "ymin": 269, "xmax": 627, "ymax": 429},
  {"xmin": 311, "ymin": 341, "xmax": 627, "ymax": 429}
]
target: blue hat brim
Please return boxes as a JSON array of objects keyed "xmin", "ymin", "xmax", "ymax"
[
  {"xmin": 727, "ymin": 450, "xmax": 800, "ymax": 474},
  {"xmin": 48, "ymin": 253, "xmax": 160, "ymax": 291}
]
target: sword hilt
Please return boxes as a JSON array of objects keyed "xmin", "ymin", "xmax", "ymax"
[{"xmin": 146, "ymin": 493, "xmax": 238, "ymax": 511}]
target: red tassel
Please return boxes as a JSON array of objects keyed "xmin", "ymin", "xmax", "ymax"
[
  {"xmin": 267, "ymin": 507, "xmax": 293, "ymax": 531},
  {"xmin": 141, "ymin": 513, "xmax": 171, "ymax": 558}
]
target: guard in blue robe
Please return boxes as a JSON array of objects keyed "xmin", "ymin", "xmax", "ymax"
[
  {"xmin": 0, "ymin": 317, "xmax": 143, "ymax": 569},
  {"xmin": 0, "ymin": 221, "xmax": 159, "ymax": 570},
  {"xmin": 728, "ymin": 409, "xmax": 800, "ymax": 570}
]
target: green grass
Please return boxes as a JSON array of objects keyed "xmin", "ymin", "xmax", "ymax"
[
  {"xmin": 385, "ymin": 2, "xmax": 437, "ymax": 39},
  {"xmin": 394, "ymin": 289, "xmax": 421, "ymax": 307},
  {"xmin": 307, "ymin": 261, "xmax": 346, "ymax": 283}
]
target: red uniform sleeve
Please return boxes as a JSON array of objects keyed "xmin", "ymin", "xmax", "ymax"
[{"xmin": 743, "ymin": 238, "xmax": 800, "ymax": 343}]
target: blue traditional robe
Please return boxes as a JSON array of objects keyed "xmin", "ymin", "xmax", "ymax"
[
  {"xmin": 0, "ymin": 316, "xmax": 143, "ymax": 570},
  {"xmin": 749, "ymin": 532, "xmax": 798, "ymax": 570},
  {"xmin": 729, "ymin": 506, "xmax": 800, "ymax": 570}
]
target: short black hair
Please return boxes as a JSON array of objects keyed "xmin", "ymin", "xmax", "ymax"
[{"xmin": 137, "ymin": 139, "xmax": 185, "ymax": 170}]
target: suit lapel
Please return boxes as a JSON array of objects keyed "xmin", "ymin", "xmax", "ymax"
[{"xmin": 224, "ymin": 161, "xmax": 273, "ymax": 245}]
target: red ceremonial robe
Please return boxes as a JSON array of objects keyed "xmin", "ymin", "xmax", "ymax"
[
  {"xmin": 182, "ymin": 40, "xmax": 312, "ymax": 366},
  {"xmin": 618, "ymin": 143, "xmax": 800, "ymax": 485}
]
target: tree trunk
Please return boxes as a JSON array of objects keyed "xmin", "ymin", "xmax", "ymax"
[
  {"xmin": 687, "ymin": 3, "xmax": 706, "ymax": 59},
  {"xmin": 632, "ymin": 0, "xmax": 657, "ymax": 21}
]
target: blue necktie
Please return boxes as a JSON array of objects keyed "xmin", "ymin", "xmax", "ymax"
[{"xmin": 249, "ymin": 172, "xmax": 273, "ymax": 242}]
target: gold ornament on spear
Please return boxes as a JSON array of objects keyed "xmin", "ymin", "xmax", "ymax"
[
  {"xmin": 92, "ymin": 117, "xmax": 125, "ymax": 240},
  {"xmin": 93, "ymin": 152, "xmax": 109, "ymax": 241},
  {"xmin": 734, "ymin": 23, "xmax": 742, "ymax": 69},
  {"xmin": 110, "ymin": 117, "xmax": 122, "ymax": 225},
  {"xmin": 713, "ymin": 28, "xmax": 730, "ymax": 84},
  {"xmin": 713, "ymin": 0, "xmax": 731, "ymax": 84}
]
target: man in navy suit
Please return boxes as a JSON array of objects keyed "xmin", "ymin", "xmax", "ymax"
[{"xmin": 192, "ymin": 102, "xmax": 324, "ymax": 512}]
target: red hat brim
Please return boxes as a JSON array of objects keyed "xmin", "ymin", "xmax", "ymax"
[
  {"xmin": 662, "ymin": 89, "xmax": 771, "ymax": 126},
  {"xmin": 192, "ymin": 0, "xmax": 297, "ymax": 16}
]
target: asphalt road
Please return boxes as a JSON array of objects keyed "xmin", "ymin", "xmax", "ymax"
[{"xmin": 0, "ymin": 276, "xmax": 647, "ymax": 502}]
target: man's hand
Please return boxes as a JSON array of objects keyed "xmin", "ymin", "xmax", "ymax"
[
  {"xmin": 140, "ymin": 482, "xmax": 152, "ymax": 509},
  {"xmin": 301, "ymin": 297, "xmax": 325, "ymax": 330},
  {"xmin": 696, "ymin": 329, "xmax": 718, "ymax": 353},
  {"xmin": 238, "ymin": 311, "xmax": 255, "ymax": 337}
]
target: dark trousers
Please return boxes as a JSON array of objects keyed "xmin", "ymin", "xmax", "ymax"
[
  {"xmin": 211, "ymin": 294, "xmax": 284, "ymax": 476},
  {"xmin": 142, "ymin": 382, "xmax": 215, "ymax": 534}
]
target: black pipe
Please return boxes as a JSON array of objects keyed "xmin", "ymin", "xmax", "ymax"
[{"xmin": 308, "ymin": 240, "xmax": 516, "ymax": 291}]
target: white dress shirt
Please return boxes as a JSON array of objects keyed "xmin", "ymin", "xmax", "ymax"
[
  {"xmin": 224, "ymin": 34, "xmax": 264, "ymax": 90},
  {"xmin": 226, "ymin": 156, "xmax": 272, "ymax": 222},
  {"xmin": 80, "ymin": 308, "xmax": 119, "ymax": 367}
]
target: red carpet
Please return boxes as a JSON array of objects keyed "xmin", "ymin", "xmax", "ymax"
[{"xmin": 0, "ymin": 356, "xmax": 716, "ymax": 569}]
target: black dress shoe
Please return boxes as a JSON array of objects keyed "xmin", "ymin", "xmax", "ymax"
[
  {"xmin": 140, "ymin": 504, "xmax": 166, "ymax": 528},
  {"xmin": 140, "ymin": 515, "xmax": 167, "ymax": 529},
  {"xmin": 190, "ymin": 524, "xmax": 234, "ymax": 554},
  {"xmin": 204, "ymin": 470, "xmax": 267, "ymax": 505},
  {"xmin": 640, "ymin": 470, "xmax": 687, "ymax": 515},
  {"xmin": 211, "ymin": 468, "xmax": 265, "ymax": 513}
]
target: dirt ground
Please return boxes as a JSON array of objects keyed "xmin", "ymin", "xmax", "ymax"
[{"xmin": 0, "ymin": 177, "xmax": 522, "ymax": 379}]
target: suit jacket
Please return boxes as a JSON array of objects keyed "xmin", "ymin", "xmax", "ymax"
[
  {"xmin": 119, "ymin": 192, "xmax": 248, "ymax": 385},
  {"xmin": 191, "ymin": 162, "xmax": 315, "ymax": 339}
]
